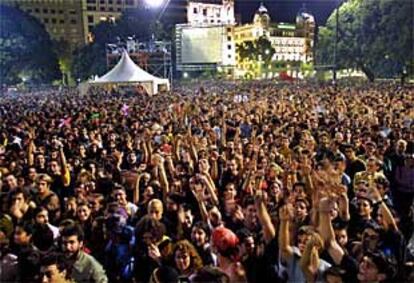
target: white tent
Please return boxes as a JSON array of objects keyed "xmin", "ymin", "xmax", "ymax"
[{"xmin": 89, "ymin": 50, "xmax": 170, "ymax": 95}]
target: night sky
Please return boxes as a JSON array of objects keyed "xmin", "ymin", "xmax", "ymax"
[{"xmin": 235, "ymin": 0, "xmax": 339, "ymax": 25}]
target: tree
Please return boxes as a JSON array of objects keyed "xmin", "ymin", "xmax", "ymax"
[
  {"xmin": 54, "ymin": 39, "xmax": 75, "ymax": 85},
  {"xmin": 237, "ymin": 36, "xmax": 275, "ymax": 64},
  {"xmin": 316, "ymin": 0, "xmax": 413, "ymax": 81},
  {"xmin": 72, "ymin": 7, "xmax": 168, "ymax": 81},
  {"xmin": 255, "ymin": 36, "xmax": 275, "ymax": 64},
  {"xmin": 236, "ymin": 36, "xmax": 276, "ymax": 78},
  {"xmin": 0, "ymin": 5, "xmax": 61, "ymax": 85}
]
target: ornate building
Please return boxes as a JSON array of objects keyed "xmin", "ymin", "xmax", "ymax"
[{"xmin": 233, "ymin": 3, "xmax": 315, "ymax": 77}]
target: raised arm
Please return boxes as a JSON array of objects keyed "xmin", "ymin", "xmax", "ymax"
[
  {"xmin": 279, "ymin": 204, "xmax": 295, "ymax": 261},
  {"xmin": 299, "ymin": 233, "xmax": 324, "ymax": 283},
  {"xmin": 337, "ymin": 191, "xmax": 351, "ymax": 222},
  {"xmin": 370, "ymin": 185, "xmax": 398, "ymax": 231},
  {"xmin": 317, "ymin": 198, "xmax": 344, "ymax": 265},
  {"xmin": 59, "ymin": 146, "xmax": 71, "ymax": 187},
  {"xmin": 200, "ymin": 174, "xmax": 219, "ymax": 207},
  {"xmin": 255, "ymin": 189, "xmax": 276, "ymax": 244},
  {"xmin": 27, "ymin": 137, "xmax": 35, "ymax": 166},
  {"xmin": 157, "ymin": 156, "xmax": 170, "ymax": 203},
  {"xmin": 133, "ymin": 173, "xmax": 144, "ymax": 204}
]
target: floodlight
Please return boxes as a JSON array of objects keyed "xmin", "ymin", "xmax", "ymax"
[{"xmin": 145, "ymin": 0, "xmax": 164, "ymax": 8}]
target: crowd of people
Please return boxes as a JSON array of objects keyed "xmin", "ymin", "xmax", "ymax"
[{"xmin": 0, "ymin": 80, "xmax": 413, "ymax": 283}]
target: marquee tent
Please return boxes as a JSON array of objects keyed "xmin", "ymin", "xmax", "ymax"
[{"xmin": 89, "ymin": 50, "xmax": 170, "ymax": 95}]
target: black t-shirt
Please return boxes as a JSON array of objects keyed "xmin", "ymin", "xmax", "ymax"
[
  {"xmin": 345, "ymin": 158, "xmax": 366, "ymax": 182},
  {"xmin": 243, "ymin": 237, "xmax": 283, "ymax": 283},
  {"xmin": 195, "ymin": 244, "xmax": 215, "ymax": 266},
  {"xmin": 339, "ymin": 254, "xmax": 359, "ymax": 282}
]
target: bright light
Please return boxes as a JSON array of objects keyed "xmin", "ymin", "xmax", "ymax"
[
  {"xmin": 145, "ymin": 0, "xmax": 164, "ymax": 8},
  {"xmin": 265, "ymin": 49, "xmax": 270, "ymax": 55},
  {"xmin": 183, "ymin": 72, "xmax": 189, "ymax": 79}
]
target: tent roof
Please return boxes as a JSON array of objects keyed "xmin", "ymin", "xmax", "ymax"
[{"xmin": 92, "ymin": 51, "xmax": 166, "ymax": 84}]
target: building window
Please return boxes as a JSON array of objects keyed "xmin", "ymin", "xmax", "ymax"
[
  {"xmin": 227, "ymin": 44, "xmax": 231, "ymax": 50},
  {"xmin": 108, "ymin": 0, "xmax": 113, "ymax": 4},
  {"xmin": 87, "ymin": 6, "xmax": 96, "ymax": 11},
  {"xmin": 193, "ymin": 8, "xmax": 197, "ymax": 14},
  {"xmin": 100, "ymin": 0, "xmax": 105, "ymax": 4},
  {"xmin": 50, "ymin": 18, "xmax": 56, "ymax": 24},
  {"xmin": 126, "ymin": 0, "xmax": 134, "ymax": 5},
  {"xmin": 35, "ymin": 8, "xmax": 40, "ymax": 13},
  {"xmin": 69, "ymin": 10, "xmax": 76, "ymax": 15},
  {"xmin": 117, "ymin": 0, "xmax": 122, "ymax": 4},
  {"xmin": 109, "ymin": 7, "xmax": 114, "ymax": 11},
  {"xmin": 87, "ymin": 0, "xmax": 96, "ymax": 3},
  {"xmin": 88, "ymin": 15, "xmax": 94, "ymax": 23},
  {"xmin": 59, "ymin": 10, "xmax": 64, "ymax": 14},
  {"xmin": 51, "ymin": 9, "xmax": 55, "ymax": 14},
  {"xmin": 227, "ymin": 36, "xmax": 231, "ymax": 41},
  {"xmin": 117, "ymin": 8, "xmax": 122, "ymax": 11},
  {"xmin": 228, "ymin": 54, "xmax": 231, "ymax": 59},
  {"xmin": 43, "ymin": 8, "xmax": 48, "ymax": 13},
  {"xmin": 60, "ymin": 19, "xmax": 64, "ymax": 24},
  {"xmin": 203, "ymin": 9, "xmax": 207, "ymax": 16},
  {"xmin": 100, "ymin": 7, "xmax": 106, "ymax": 11},
  {"xmin": 70, "ymin": 19, "xmax": 77, "ymax": 24},
  {"xmin": 44, "ymin": 18, "xmax": 49, "ymax": 23}
]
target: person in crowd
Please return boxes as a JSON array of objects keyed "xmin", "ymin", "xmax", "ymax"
[
  {"xmin": 60, "ymin": 223, "xmax": 108, "ymax": 283},
  {"xmin": 0, "ymin": 81, "xmax": 412, "ymax": 282}
]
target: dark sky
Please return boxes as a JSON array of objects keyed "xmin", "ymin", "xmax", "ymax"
[{"xmin": 235, "ymin": 0, "xmax": 339, "ymax": 25}]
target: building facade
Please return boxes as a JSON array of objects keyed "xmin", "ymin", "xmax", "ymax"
[
  {"xmin": 81, "ymin": 0, "xmax": 140, "ymax": 43},
  {"xmin": 1, "ymin": 0, "xmax": 86, "ymax": 47},
  {"xmin": 233, "ymin": 3, "xmax": 315, "ymax": 77},
  {"xmin": 0, "ymin": 0, "xmax": 141, "ymax": 47},
  {"xmin": 187, "ymin": 0, "xmax": 234, "ymax": 25}
]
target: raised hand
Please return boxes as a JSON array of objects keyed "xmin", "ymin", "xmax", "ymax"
[
  {"xmin": 148, "ymin": 243, "xmax": 161, "ymax": 262},
  {"xmin": 279, "ymin": 203, "xmax": 294, "ymax": 222}
]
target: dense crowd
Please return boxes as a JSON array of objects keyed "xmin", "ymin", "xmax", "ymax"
[{"xmin": 0, "ymin": 80, "xmax": 413, "ymax": 283}]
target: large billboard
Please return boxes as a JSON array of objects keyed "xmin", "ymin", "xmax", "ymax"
[{"xmin": 181, "ymin": 26, "xmax": 224, "ymax": 64}]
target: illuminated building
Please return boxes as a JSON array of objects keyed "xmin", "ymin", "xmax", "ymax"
[
  {"xmin": 233, "ymin": 3, "xmax": 315, "ymax": 77},
  {"xmin": 187, "ymin": 0, "xmax": 234, "ymax": 25}
]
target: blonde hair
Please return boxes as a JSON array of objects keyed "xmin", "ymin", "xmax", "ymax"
[
  {"xmin": 148, "ymin": 199, "xmax": 163, "ymax": 213},
  {"xmin": 36, "ymin": 173, "xmax": 53, "ymax": 184}
]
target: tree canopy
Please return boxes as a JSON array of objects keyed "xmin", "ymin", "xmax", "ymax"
[
  {"xmin": 0, "ymin": 5, "xmax": 61, "ymax": 85},
  {"xmin": 316, "ymin": 0, "xmax": 413, "ymax": 81},
  {"xmin": 237, "ymin": 36, "xmax": 275, "ymax": 65}
]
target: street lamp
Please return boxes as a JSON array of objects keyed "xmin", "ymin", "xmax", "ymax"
[{"xmin": 333, "ymin": 0, "xmax": 341, "ymax": 83}]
